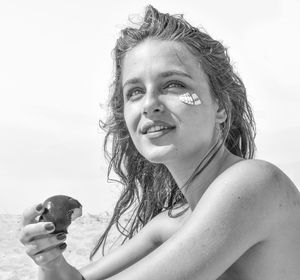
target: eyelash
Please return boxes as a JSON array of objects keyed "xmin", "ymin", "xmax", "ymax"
[
  {"xmin": 126, "ymin": 80, "xmax": 185, "ymax": 100},
  {"xmin": 165, "ymin": 81, "xmax": 185, "ymax": 89}
]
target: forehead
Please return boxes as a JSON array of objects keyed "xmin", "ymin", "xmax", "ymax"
[{"xmin": 121, "ymin": 39, "xmax": 202, "ymax": 83}]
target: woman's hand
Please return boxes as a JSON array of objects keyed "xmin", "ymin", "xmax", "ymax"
[{"xmin": 19, "ymin": 203, "xmax": 67, "ymax": 269}]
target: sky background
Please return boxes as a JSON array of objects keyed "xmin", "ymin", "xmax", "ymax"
[{"xmin": 0, "ymin": 0, "xmax": 299, "ymax": 214}]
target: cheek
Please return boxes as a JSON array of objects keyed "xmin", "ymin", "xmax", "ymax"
[
  {"xmin": 123, "ymin": 105, "xmax": 140, "ymax": 136},
  {"xmin": 123, "ymin": 108, "xmax": 132, "ymax": 133},
  {"xmin": 181, "ymin": 106, "xmax": 216, "ymax": 135}
]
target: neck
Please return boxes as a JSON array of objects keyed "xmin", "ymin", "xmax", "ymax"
[{"xmin": 165, "ymin": 145, "xmax": 241, "ymax": 210}]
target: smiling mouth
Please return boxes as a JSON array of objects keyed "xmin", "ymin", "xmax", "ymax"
[
  {"xmin": 143, "ymin": 126, "xmax": 175, "ymax": 138},
  {"xmin": 143, "ymin": 125, "xmax": 176, "ymax": 135}
]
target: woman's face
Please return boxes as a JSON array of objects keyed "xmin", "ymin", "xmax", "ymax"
[{"xmin": 121, "ymin": 39, "xmax": 225, "ymax": 164}]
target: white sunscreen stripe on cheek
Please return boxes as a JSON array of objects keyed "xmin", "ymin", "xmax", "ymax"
[{"xmin": 179, "ymin": 92, "xmax": 202, "ymax": 106}]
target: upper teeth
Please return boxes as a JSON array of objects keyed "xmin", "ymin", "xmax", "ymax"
[{"xmin": 146, "ymin": 125, "xmax": 169, "ymax": 133}]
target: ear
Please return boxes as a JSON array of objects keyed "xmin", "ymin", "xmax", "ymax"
[{"xmin": 215, "ymin": 99, "xmax": 227, "ymax": 124}]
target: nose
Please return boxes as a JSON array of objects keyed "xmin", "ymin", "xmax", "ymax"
[{"xmin": 142, "ymin": 90, "xmax": 164, "ymax": 116}]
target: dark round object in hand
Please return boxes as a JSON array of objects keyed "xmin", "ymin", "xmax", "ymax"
[{"xmin": 39, "ymin": 195, "xmax": 82, "ymax": 234}]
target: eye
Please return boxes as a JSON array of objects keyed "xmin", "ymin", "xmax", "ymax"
[
  {"xmin": 125, "ymin": 88, "xmax": 144, "ymax": 100},
  {"xmin": 165, "ymin": 80, "xmax": 185, "ymax": 89}
]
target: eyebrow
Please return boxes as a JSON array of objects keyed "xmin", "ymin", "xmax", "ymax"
[{"xmin": 122, "ymin": 70, "xmax": 193, "ymax": 90}]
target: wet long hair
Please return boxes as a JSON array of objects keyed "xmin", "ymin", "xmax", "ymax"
[{"xmin": 90, "ymin": 5, "xmax": 256, "ymax": 259}]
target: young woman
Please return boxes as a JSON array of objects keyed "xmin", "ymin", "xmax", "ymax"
[{"xmin": 19, "ymin": 5, "xmax": 300, "ymax": 280}]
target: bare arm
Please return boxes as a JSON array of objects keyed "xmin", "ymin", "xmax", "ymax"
[
  {"xmin": 39, "ymin": 208, "xmax": 168, "ymax": 280},
  {"xmin": 101, "ymin": 160, "xmax": 287, "ymax": 280},
  {"xmin": 37, "ymin": 217, "xmax": 161, "ymax": 280},
  {"xmin": 20, "ymin": 200, "xmax": 165, "ymax": 280},
  {"xmin": 79, "ymin": 212, "xmax": 163, "ymax": 280}
]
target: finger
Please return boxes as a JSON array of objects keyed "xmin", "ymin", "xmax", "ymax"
[
  {"xmin": 20, "ymin": 222, "xmax": 55, "ymax": 245},
  {"xmin": 25, "ymin": 233, "xmax": 66, "ymax": 256},
  {"xmin": 33, "ymin": 243, "xmax": 67, "ymax": 267},
  {"xmin": 21, "ymin": 203, "xmax": 44, "ymax": 226}
]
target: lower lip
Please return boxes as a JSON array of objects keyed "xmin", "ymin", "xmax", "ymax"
[{"xmin": 143, "ymin": 128, "xmax": 175, "ymax": 139}]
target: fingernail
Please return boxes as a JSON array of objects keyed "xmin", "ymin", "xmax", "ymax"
[
  {"xmin": 36, "ymin": 203, "xmax": 43, "ymax": 212},
  {"xmin": 56, "ymin": 233, "xmax": 66, "ymax": 240},
  {"xmin": 45, "ymin": 223, "xmax": 55, "ymax": 231},
  {"xmin": 59, "ymin": 243, "xmax": 67, "ymax": 250}
]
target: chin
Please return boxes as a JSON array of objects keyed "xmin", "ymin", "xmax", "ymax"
[{"xmin": 140, "ymin": 146, "xmax": 176, "ymax": 164}]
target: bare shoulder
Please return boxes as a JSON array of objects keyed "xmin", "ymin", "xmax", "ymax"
[
  {"xmin": 220, "ymin": 159, "xmax": 299, "ymax": 199},
  {"xmin": 202, "ymin": 159, "xmax": 300, "ymax": 228}
]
